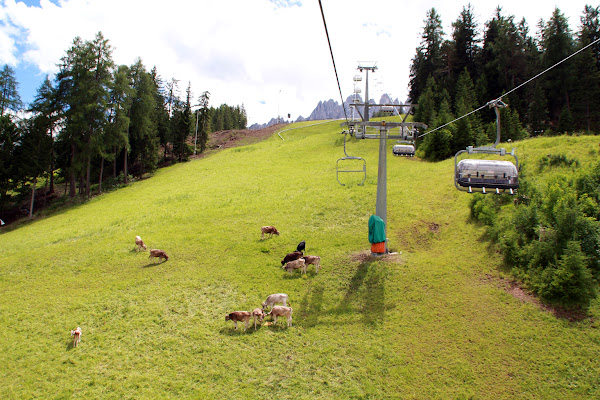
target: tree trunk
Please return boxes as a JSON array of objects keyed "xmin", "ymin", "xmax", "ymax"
[
  {"xmin": 113, "ymin": 146, "xmax": 117, "ymax": 178},
  {"xmin": 99, "ymin": 157, "xmax": 104, "ymax": 194},
  {"xmin": 85, "ymin": 155, "xmax": 91, "ymax": 198},
  {"xmin": 69, "ymin": 143, "xmax": 76, "ymax": 198},
  {"xmin": 29, "ymin": 177, "xmax": 37, "ymax": 220},
  {"xmin": 49, "ymin": 146, "xmax": 55, "ymax": 194},
  {"xmin": 124, "ymin": 149, "xmax": 128, "ymax": 184}
]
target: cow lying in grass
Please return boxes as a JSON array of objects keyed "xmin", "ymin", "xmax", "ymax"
[
  {"xmin": 302, "ymin": 255, "xmax": 321, "ymax": 273},
  {"xmin": 261, "ymin": 226, "xmax": 280, "ymax": 240},
  {"xmin": 149, "ymin": 249, "xmax": 169, "ymax": 263},
  {"xmin": 225, "ymin": 311, "xmax": 252, "ymax": 331},
  {"xmin": 262, "ymin": 293, "xmax": 289, "ymax": 311},
  {"xmin": 268, "ymin": 306, "xmax": 293, "ymax": 327},
  {"xmin": 283, "ymin": 258, "xmax": 306, "ymax": 275}
]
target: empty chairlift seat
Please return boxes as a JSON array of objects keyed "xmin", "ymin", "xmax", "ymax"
[
  {"xmin": 455, "ymin": 159, "xmax": 518, "ymax": 191},
  {"xmin": 392, "ymin": 144, "xmax": 415, "ymax": 157}
]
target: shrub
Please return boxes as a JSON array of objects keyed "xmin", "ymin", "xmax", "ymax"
[{"xmin": 533, "ymin": 241, "xmax": 596, "ymax": 305}]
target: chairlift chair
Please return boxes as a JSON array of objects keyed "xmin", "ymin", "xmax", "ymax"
[
  {"xmin": 392, "ymin": 143, "xmax": 415, "ymax": 157},
  {"xmin": 336, "ymin": 127, "xmax": 366, "ymax": 186},
  {"xmin": 454, "ymin": 99, "xmax": 519, "ymax": 194}
]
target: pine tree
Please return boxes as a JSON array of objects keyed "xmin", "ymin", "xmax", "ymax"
[
  {"xmin": 29, "ymin": 76, "xmax": 59, "ymax": 194},
  {"xmin": 197, "ymin": 91, "xmax": 210, "ymax": 153},
  {"xmin": 0, "ymin": 65, "xmax": 22, "ymax": 116},
  {"xmin": 0, "ymin": 115, "xmax": 19, "ymax": 207},
  {"xmin": 409, "ymin": 8, "xmax": 445, "ymax": 103},
  {"xmin": 541, "ymin": 8, "xmax": 575, "ymax": 126},
  {"xmin": 449, "ymin": 5, "xmax": 480, "ymax": 94},
  {"xmin": 129, "ymin": 59, "xmax": 158, "ymax": 176}
]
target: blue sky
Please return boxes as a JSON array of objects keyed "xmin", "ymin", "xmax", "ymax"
[{"xmin": 0, "ymin": 0, "xmax": 592, "ymax": 125}]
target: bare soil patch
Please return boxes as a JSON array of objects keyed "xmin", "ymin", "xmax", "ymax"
[
  {"xmin": 350, "ymin": 250, "xmax": 403, "ymax": 264},
  {"xmin": 190, "ymin": 124, "xmax": 284, "ymax": 159},
  {"xmin": 483, "ymin": 274, "xmax": 593, "ymax": 323}
]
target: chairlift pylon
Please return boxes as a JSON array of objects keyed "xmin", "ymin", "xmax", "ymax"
[
  {"xmin": 336, "ymin": 127, "xmax": 366, "ymax": 186},
  {"xmin": 454, "ymin": 99, "xmax": 519, "ymax": 194}
]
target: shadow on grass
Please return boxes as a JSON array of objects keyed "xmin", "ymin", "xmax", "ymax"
[
  {"xmin": 219, "ymin": 326, "xmax": 261, "ymax": 336},
  {"xmin": 142, "ymin": 261, "xmax": 167, "ymax": 268},
  {"xmin": 299, "ymin": 282, "xmax": 325, "ymax": 328},
  {"xmin": 334, "ymin": 259, "xmax": 386, "ymax": 326}
]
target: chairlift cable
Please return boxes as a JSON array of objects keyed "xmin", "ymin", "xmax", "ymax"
[
  {"xmin": 417, "ymin": 36, "xmax": 600, "ymax": 139},
  {"xmin": 318, "ymin": 0, "xmax": 349, "ymax": 124}
]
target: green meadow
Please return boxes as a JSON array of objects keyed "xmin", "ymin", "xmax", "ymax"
[{"xmin": 1, "ymin": 119, "xmax": 599, "ymax": 399}]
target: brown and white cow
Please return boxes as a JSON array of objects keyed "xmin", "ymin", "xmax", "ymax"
[
  {"xmin": 149, "ymin": 249, "xmax": 169, "ymax": 263},
  {"xmin": 268, "ymin": 306, "xmax": 293, "ymax": 327},
  {"xmin": 261, "ymin": 226, "xmax": 280, "ymax": 240},
  {"xmin": 252, "ymin": 308, "xmax": 265, "ymax": 330},
  {"xmin": 282, "ymin": 258, "xmax": 306, "ymax": 275},
  {"xmin": 225, "ymin": 311, "xmax": 252, "ymax": 331},
  {"xmin": 302, "ymin": 255, "xmax": 321, "ymax": 273}
]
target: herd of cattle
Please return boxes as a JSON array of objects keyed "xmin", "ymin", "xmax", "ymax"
[{"xmin": 132, "ymin": 226, "xmax": 321, "ymax": 333}]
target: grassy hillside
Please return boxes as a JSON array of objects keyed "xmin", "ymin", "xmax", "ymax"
[{"xmin": 1, "ymin": 120, "xmax": 599, "ymax": 399}]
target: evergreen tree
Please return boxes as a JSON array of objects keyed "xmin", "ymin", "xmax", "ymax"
[
  {"xmin": 196, "ymin": 91, "xmax": 210, "ymax": 153},
  {"xmin": 29, "ymin": 76, "xmax": 59, "ymax": 193},
  {"xmin": 449, "ymin": 4, "xmax": 480, "ymax": 94},
  {"xmin": 571, "ymin": 5, "xmax": 600, "ymax": 132},
  {"xmin": 128, "ymin": 59, "xmax": 158, "ymax": 176},
  {"xmin": 541, "ymin": 8, "xmax": 575, "ymax": 126},
  {"xmin": 409, "ymin": 8, "xmax": 445, "ymax": 103},
  {"xmin": 14, "ymin": 116, "xmax": 53, "ymax": 218},
  {"xmin": 0, "ymin": 65, "xmax": 22, "ymax": 116},
  {"xmin": 0, "ymin": 115, "xmax": 19, "ymax": 207},
  {"xmin": 103, "ymin": 65, "xmax": 133, "ymax": 189},
  {"xmin": 150, "ymin": 67, "xmax": 170, "ymax": 162},
  {"xmin": 172, "ymin": 83, "xmax": 192, "ymax": 162},
  {"xmin": 453, "ymin": 68, "xmax": 483, "ymax": 150}
]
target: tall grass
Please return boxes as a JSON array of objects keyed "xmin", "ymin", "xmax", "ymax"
[{"xmin": 0, "ymin": 121, "xmax": 599, "ymax": 399}]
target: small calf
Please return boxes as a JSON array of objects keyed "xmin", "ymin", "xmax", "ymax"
[
  {"xmin": 135, "ymin": 235, "xmax": 147, "ymax": 251},
  {"xmin": 225, "ymin": 311, "xmax": 252, "ymax": 331},
  {"xmin": 71, "ymin": 327, "xmax": 82, "ymax": 347},
  {"xmin": 252, "ymin": 308, "xmax": 265, "ymax": 330},
  {"xmin": 268, "ymin": 306, "xmax": 293, "ymax": 327},
  {"xmin": 283, "ymin": 258, "xmax": 306, "ymax": 275},
  {"xmin": 262, "ymin": 293, "xmax": 289, "ymax": 311},
  {"xmin": 149, "ymin": 249, "xmax": 169, "ymax": 263},
  {"xmin": 281, "ymin": 251, "xmax": 303, "ymax": 266},
  {"xmin": 261, "ymin": 226, "xmax": 280, "ymax": 240},
  {"xmin": 302, "ymin": 255, "xmax": 321, "ymax": 273}
]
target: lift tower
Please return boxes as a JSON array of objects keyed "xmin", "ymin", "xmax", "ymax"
[{"xmin": 342, "ymin": 65, "xmax": 427, "ymax": 252}]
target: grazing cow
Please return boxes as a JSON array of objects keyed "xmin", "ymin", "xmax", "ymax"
[
  {"xmin": 303, "ymin": 255, "xmax": 321, "ymax": 273},
  {"xmin": 283, "ymin": 258, "xmax": 306, "ymax": 275},
  {"xmin": 261, "ymin": 226, "xmax": 280, "ymax": 240},
  {"xmin": 135, "ymin": 235, "xmax": 147, "ymax": 251},
  {"xmin": 252, "ymin": 308, "xmax": 265, "ymax": 330},
  {"xmin": 281, "ymin": 251, "xmax": 303, "ymax": 266},
  {"xmin": 225, "ymin": 311, "xmax": 252, "ymax": 331},
  {"xmin": 149, "ymin": 249, "xmax": 169, "ymax": 263},
  {"xmin": 268, "ymin": 306, "xmax": 293, "ymax": 327},
  {"xmin": 296, "ymin": 240, "xmax": 306, "ymax": 253},
  {"xmin": 262, "ymin": 293, "xmax": 289, "ymax": 311},
  {"xmin": 71, "ymin": 327, "xmax": 82, "ymax": 347}
]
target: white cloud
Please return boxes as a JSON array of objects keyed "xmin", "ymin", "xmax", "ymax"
[{"xmin": 0, "ymin": 0, "xmax": 593, "ymax": 125}]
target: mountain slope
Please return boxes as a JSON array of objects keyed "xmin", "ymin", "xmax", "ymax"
[{"xmin": 0, "ymin": 121, "xmax": 598, "ymax": 399}]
